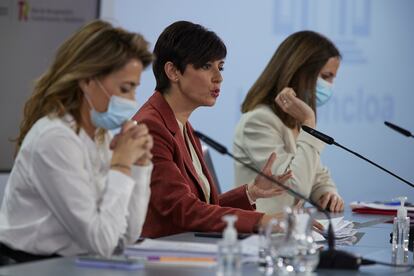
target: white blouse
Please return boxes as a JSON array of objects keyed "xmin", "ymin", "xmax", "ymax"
[
  {"xmin": 177, "ymin": 120, "xmax": 211, "ymax": 203},
  {"xmin": 0, "ymin": 114, "xmax": 152, "ymax": 257}
]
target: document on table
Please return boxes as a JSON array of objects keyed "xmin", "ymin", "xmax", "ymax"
[
  {"xmin": 350, "ymin": 201, "xmax": 414, "ymax": 217},
  {"xmin": 125, "ymin": 240, "xmax": 218, "ymax": 267},
  {"xmin": 125, "ymin": 239, "xmax": 217, "ymax": 258},
  {"xmin": 126, "ymin": 238, "xmax": 259, "ymax": 256},
  {"xmin": 313, "ymin": 216, "xmax": 357, "ymax": 242}
]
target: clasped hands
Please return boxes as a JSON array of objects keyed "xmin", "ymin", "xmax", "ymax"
[{"xmin": 110, "ymin": 120, "xmax": 153, "ymax": 173}]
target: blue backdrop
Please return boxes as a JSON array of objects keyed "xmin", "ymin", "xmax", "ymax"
[{"xmin": 101, "ymin": 0, "xmax": 414, "ymax": 203}]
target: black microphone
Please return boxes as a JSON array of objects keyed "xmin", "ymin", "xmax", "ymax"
[
  {"xmin": 302, "ymin": 125, "xmax": 414, "ymax": 189},
  {"xmin": 194, "ymin": 130, "xmax": 361, "ymax": 270},
  {"xmin": 384, "ymin": 121, "xmax": 414, "ymax": 138}
]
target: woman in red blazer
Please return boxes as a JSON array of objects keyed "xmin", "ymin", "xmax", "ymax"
[{"xmin": 134, "ymin": 21, "xmax": 292, "ymax": 238}]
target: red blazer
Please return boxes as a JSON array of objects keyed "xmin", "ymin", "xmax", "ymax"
[{"xmin": 134, "ymin": 92, "xmax": 264, "ymax": 238}]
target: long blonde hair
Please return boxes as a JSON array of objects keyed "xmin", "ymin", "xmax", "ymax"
[
  {"xmin": 241, "ymin": 31, "xmax": 341, "ymax": 128},
  {"xmin": 16, "ymin": 20, "xmax": 153, "ymax": 152}
]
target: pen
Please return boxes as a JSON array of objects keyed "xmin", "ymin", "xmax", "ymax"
[
  {"xmin": 373, "ymin": 201, "xmax": 403, "ymax": 206},
  {"xmin": 384, "ymin": 202, "xmax": 401, "ymax": 206}
]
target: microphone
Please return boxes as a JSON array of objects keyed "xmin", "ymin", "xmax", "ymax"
[
  {"xmin": 384, "ymin": 121, "xmax": 414, "ymax": 138},
  {"xmin": 302, "ymin": 125, "xmax": 414, "ymax": 189},
  {"xmin": 194, "ymin": 130, "xmax": 361, "ymax": 270}
]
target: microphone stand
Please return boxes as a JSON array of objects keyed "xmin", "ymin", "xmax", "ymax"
[
  {"xmin": 194, "ymin": 130, "xmax": 361, "ymax": 270},
  {"xmin": 383, "ymin": 121, "xmax": 414, "ymax": 249},
  {"xmin": 301, "ymin": 125, "xmax": 414, "ymax": 254},
  {"xmin": 301, "ymin": 125, "xmax": 414, "ymax": 188}
]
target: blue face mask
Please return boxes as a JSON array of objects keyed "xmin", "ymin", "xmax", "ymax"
[
  {"xmin": 87, "ymin": 81, "xmax": 139, "ymax": 130},
  {"xmin": 316, "ymin": 77, "xmax": 334, "ymax": 107}
]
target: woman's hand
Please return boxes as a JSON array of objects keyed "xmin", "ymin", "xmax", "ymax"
[
  {"xmin": 258, "ymin": 212, "xmax": 325, "ymax": 233},
  {"xmin": 258, "ymin": 212, "xmax": 285, "ymax": 233},
  {"xmin": 293, "ymin": 201, "xmax": 325, "ymax": 232},
  {"xmin": 110, "ymin": 121, "xmax": 153, "ymax": 174},
  {"xmin": 134, "ymin": 133, "xmax": 153, "ymax": 166},
  {"xmin": 275, "ymin": 87, "xmax": 316, "ymax": 128},
  {"xmin": 318, "ymin": 192, "xmax": 344, "ymax": 212},
  {"xmin": 247, "ymin": 152, "xmax": 292, "ymax": 202}
]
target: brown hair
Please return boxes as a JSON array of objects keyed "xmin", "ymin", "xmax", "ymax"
[
  {"xmin": 241, "ymin": 30, "xmax": 341, "ymax": 128},
  {"xmin": 16, "ymin": 20, "xmax": 153, "ymax": 151}
]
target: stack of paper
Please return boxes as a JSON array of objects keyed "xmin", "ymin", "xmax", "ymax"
[
  {"xmin": 125, "ymin": 238, "xmax": 263, "ymax": 267},
  {"xmin": 125, "ymin": 239, "xmax": 259, "ymax": 257},
  {"xmin": 314, "ymin": 216, "xmax": 357, "ymax": 242},
  {"xmin": 125, "ymin": 240, "xmax": 219, "ymax": 267},
  {"xmin": 125, "ymin": 239, "xmax": 217, "ymax": 258},
  {"xmin": 292, "ymin": 214, "xmax": 356, "ymax": 242}
]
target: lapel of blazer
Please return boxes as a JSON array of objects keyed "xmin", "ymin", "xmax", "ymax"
[{"xmin": 149, "ymin": 92, "xmax": 215, "ymax": 203}]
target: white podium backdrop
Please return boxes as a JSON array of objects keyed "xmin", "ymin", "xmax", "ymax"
[{"xmin": 101, "ymin": 0, "xmax": 414, "ymax": 203}]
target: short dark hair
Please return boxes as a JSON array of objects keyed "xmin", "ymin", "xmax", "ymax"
[{"xmin": 153, "ymin": 21, "xmax": 227, "ymax": 93}]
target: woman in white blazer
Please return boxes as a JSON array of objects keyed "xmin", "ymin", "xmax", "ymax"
[
  {"xmin": 233, "ymin": 30, "xmax": 344, "ymax": 214},
  {"xmin": 0, "ymin": 20, "xmax": 154, "ymax": 263}
]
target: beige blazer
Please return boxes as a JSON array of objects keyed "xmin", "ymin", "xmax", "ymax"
[{"xmin": 233, "ymin": 104, "xmax": 338, "ymax": 214}]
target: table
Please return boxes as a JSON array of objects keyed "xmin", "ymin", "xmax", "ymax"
[{"xmin": 0, "ymin": 211, "xmax": 413, "ymax": 275}]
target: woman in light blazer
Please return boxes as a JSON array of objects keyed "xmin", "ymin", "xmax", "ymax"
[{"xmin": 233, "ymin": 31, "xmax": 344, "ymax": 214}]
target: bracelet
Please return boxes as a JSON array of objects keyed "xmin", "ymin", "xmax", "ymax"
[{"xmin": 110, "ymin": 163, "xmax": 131, "ymax": 171}]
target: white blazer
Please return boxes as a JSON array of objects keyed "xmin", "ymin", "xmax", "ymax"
[
  {"xmin": 233, "ymin": 104, "xmax": 338, "ymax": 214},
  {"xmin": 0, "ymin": 114, "xmax": 152, "ymax": 257}
]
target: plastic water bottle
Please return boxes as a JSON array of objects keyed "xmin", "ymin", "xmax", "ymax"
[
  {"xmin": 392, "ymin": 196, "xmax": 410, "ymax": 264},
  {"xmin": 217, "ymin": 215, "xmax": 242, "ymax": 276}
]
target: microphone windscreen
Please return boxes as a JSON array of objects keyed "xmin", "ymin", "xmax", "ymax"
[
  {"xmin": 301, "ymin": 125, "xmax": 335, "ymax": 145},
  {"xmin": 384, "ymin": 121, "xmax": 411, "ymax": 137}
]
